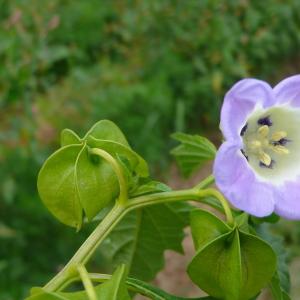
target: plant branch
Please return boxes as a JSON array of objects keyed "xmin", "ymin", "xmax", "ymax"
[
  {"xmin": 43, "ymin": 203, "xmax": 126, "ymax": 292},
  {"xmin": 43, "ymin": 175, "xmax": 225, "ymax": 293}
]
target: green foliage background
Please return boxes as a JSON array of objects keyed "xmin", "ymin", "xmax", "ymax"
[{"xmin": 1, "ymin": 0, "xmax": 300, "ymax": 299}]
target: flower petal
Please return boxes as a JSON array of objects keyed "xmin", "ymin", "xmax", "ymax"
[
  {"xmin": 214, "ymin": 141, "xmax": 275, "ymax": 217},
  {"xmin": 213, "ymin": 141, "xmax": 245, "ymax": 190},
  {"xmin": 273, "ymin": 74, "xmax": 300, "ymax": 107},
  {"xmin": 220, "ymin": 79, "xmax": 275, "ymax": 140},
  {"xmin": 274, "ymin": 179, "xmax": 300, "ymax": 219},
  {"xmin": 225, "ymin": 172, "xmax": 275, "ymax": 217}
]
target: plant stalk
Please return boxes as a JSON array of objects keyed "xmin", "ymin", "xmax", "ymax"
[{"xmin": 43, "ymin": 175, "xmax": 231, "ymax": 293}]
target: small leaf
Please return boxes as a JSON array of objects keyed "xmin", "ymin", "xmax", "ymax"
[
  {"xmin": 171, "ymin": 132, "xmax": 216, "ymax": 177},
  {"xmin": 60, "ymin": 129, "xmax": 81, "ymax": 147},
  {"xmin": 190, "ymin": 209, "xmax": 231, "ymax": 250},
  {"xmin": 84, "ymin": 120, "xmax": 129, "ymax": 147},
  {"xmin": 188, "ymin": 228, "xmax": 277, "ymax": 300},
  {"xmin": 37, "ymin": 145, "xmax": 84, "ymax": 229}
]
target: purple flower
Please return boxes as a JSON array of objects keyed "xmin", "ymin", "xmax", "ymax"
[{"xmin": 213, "ymin": 75, "xmax": 300, "ymax": 219}]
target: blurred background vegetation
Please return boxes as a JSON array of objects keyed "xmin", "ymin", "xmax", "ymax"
[{"xmin": 1, "ymin": 0, "xmax": 300, "ymax": 299}]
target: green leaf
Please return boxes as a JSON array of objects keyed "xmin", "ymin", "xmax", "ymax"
[
  {"xmin": 37, "ymin": 145, "xmax": 84, "ymax": 229},
  {"xmin": 26, "ymin": 265, "xmax": 130, "ymax": 300},
  {"xmin": 87, "ymin": 135, "xmax": 148, "ymax": 178},
  {"xmin": 99, "ymin": 202, "xmax": 191, "ymax": 281},
  {"xmin": 188, "ymin": 228, "xmax": 277, "ymax": 300},
  {"xmin": 76, "ymin": 146, "xmax": 119, "ymax": 221},
  {"xmin": 256, "ymin": 224, "xmax": 290, "ymax": 295},
  {"xmin": 130, "ymin": 179, "xmax": 171, "ymax": 197},
  {"xmin": 60, "ymin": 129, "xmax": 81, "ymax": 147},
  {"xmin": 38, "ymin": 144, "xmax": 119, "ymax": 227},
  {"xmin": 171, "ymin": 132, "xmax": 216, "ymax": 177},
  {"xmin": 190, "ymin": 209, "xmax": 231, "ymax": 250},
  {"xmin": 84, "ymin": 120, "xmax": 130, "ymax": 147}
]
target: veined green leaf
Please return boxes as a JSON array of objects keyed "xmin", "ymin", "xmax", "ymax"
[
  {"xmin": 171, "ymin": 132, "xmax": 216, "ymax": 177},
  {"xmin": 188, "ymin": 228, "xmax": 277, "ymax": 300},
  {"xmin": 190, "ymin": 209, "xmax": 231, "ymax": 250},
  {"xmin": 99, "ymin": 202, "xmax": 191, "ymax": 281},
  {"xmin": 60, "ymin": 129, "xmax": 81, "ymax": 147},
  {"xmin": 84, "ymin": 119, "xmax": 129, "ymax": 147},
  {"xmin": 37, "ymin": 143, "xmax": 119, "ymax": 227},
  {"xmin": 37, "ymin": 145, "xmax": 84, "ymax": 229}
]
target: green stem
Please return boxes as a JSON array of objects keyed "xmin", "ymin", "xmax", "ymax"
[
  {"xmin": 77, "ymin": 265, "xmax": 97, "ymax": 300},
  {"xmin": 89, "ymin": 148, "xmax": 128, "ymax": 204},
  {"xmin": 127, "ymin": 187, "xmax": 233, "ymax": 225},
  {"xmin": 198, "ymin": 188, "xmax": 234, "ymax": 226},
  {"xmin": 43, "ymin": 203, "xmax": 126, "ymax": 292}
]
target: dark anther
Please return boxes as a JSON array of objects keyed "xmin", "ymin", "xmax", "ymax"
[
  {"xmin": 272, "ymin": 138, "xmax": 291, "ymax": 146},
  {"xmin": 240, "ymin": 149, "xmax": 249, "ymax": 161},
  {"xmin": 259, "ymin": 159, "xmax": 275, "ymax": 169},
  {"xmin": 240, "ymin": 123, "xmax": 248, "ymax": 136},
  {"xmin": 257, "ymin": 116, "xmax": 272, "ymax": 126}
]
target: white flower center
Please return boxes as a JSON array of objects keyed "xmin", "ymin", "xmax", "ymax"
[{"xmin": 241, "ymin": 105, "xmax": 300, "ymax": 184}]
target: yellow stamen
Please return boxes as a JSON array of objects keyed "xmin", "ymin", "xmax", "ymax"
[
  {"xmin": 271, "ymin": 131, "xmax": 287, "ymax": 142},
  {"xmin": 272, "ymin": 145, "xmax": 290, "ymax": 154},
  {"xmin": 259, "ymin": 152, "xmax": 272, "ymax": 166},
  {"xmin": 250, "ymin": 140, "xmax": 261, "ymax": 150},
  {"xmin": 257, "ymin": 125, "xmax": 269, "ymax": 138}
]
